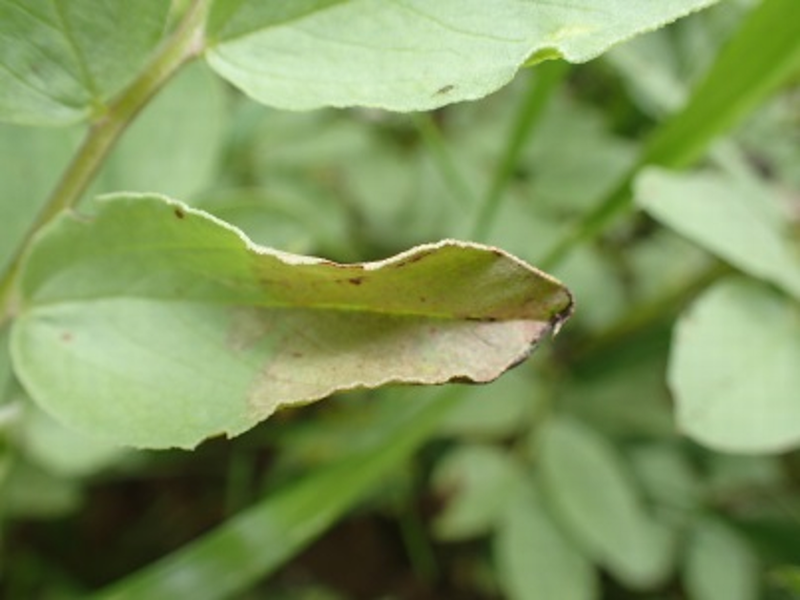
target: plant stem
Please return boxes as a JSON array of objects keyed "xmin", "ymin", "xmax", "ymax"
[{"xmin": 0, "ymin": 0, "xmax": 211, "ymax": 325}]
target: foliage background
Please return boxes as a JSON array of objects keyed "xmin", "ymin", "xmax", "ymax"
[{"xmin": 2, "ymin": 0, "xmax": 800, "ymax": 598}]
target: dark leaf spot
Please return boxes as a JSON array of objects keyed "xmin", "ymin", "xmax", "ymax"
[
  {"xmin": 465, "ymin": 316, "xmax": 497, "ymax": 322},
  {"xmin": 434, "ymin": 84, "xmax": 455, "ymax": 96},
  {"xmin": 174, "ymin": 208, "xmax": 185, "ymax": 219},
  {"xmin": 394, "ymin": 251, "xmax": 433, "ymax": 268},
  {"xmin": 349, "ymin": 277, "xmax": 364, "ymax": 285}
]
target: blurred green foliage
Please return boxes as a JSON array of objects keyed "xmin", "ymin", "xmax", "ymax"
[{"xmin": 2, "ymin": 0, "xmax": 800, "ymax": 599}]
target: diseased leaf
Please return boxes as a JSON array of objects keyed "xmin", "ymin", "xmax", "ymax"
[
  {"xmin": 0, "ymin": 0, "xmax": 170, "ymax": 125},
  {"xmin": 204, "ymin": 0, "xmax": 719, "ymax": 112},
  {"xmin": 669, "ymin": 278, "xmax": 800, "ymax": 453},
  {"xmin": 10, "ymin": 194, "xmax": 572, "ymax": 449}
]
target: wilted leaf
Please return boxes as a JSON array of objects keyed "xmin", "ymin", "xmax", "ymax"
[
  {"xmin": 0, "ymin": 0, "xmax": 170, "ymax": 125},
  {"xmin": 669, "ymin": 277, "xmax": 800, "ymax": 453},
  {"xmin": 204, "ymin": 0, "xmax": 719, "ymax": 112},
  {"xmin": 537, "ymin": 416, "xmax": 676, "ymax": 589},
  {"xmin": 10, "ymin": 194, "xmax": 572, "ymax": 449},
  {"xmin": 636, "ymin": 168, "xmax": 800, "ymax": 300},
  {"xmin": 495, "ymin": 482, "xmax": 597, "ymax": 600}
]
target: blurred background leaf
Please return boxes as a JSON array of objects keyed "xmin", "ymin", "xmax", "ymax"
[{"xmin": 4, "ymin": 0, "xmax": 800, "ymax": 598}]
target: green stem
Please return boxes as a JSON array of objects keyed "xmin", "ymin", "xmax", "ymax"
[
  {"xmin": 0, "ymin": 0, "xmax": 211, "ymax": 325},
  {"xmin": 471, "ymin": 60, "xmax": 568, "ymax": 242}
]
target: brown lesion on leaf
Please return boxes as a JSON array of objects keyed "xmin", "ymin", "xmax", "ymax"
[
  {"xmin": 348, "ymin": 277, "xmax": 364, "ymax": 285},
  {"xmin": 392, "ymin": 250, "xmax": 434, "ymax": 268},
  {"xmin": 464, "ymin": 316, "xmax": 498, "ymax": 323},
  {"xmin": 173, "ymin": 207, "xmax": 186, "ymax": 219},
  {"xmin": 227, "ymin": 307, "xmax": 272, "ymax": 353},
  {"xmin": 60, "ymin": 332, "xmax": 73, "ymax": 343},
  {"xmin": 445, "ymin": 374, "xmax": 486, "ymax": 384},
  {"xmin": 434, "ymin": 84, "xmax": 455, "ymax": 96}
]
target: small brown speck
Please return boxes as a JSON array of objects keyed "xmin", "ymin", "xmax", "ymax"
[
  {"xmin": 434, "ymin": 84, "xmax": 455, "ymax": 96},
  {"xmin": 174, "ymin": 207, "xmax": 185, "ymax": 219},
  {"xmin": 348, "ymin": 277, "xmax": 364, "ymax": 285},
  {"xmin": 61, "ymin": 332, "xmax": 73, "ymax": 342}
]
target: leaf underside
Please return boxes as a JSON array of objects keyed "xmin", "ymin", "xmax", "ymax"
[{"xmin": 205, "ymin": 0, "xmax": 720, "ymax": 111}]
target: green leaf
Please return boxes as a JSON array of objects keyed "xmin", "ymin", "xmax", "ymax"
[
  {"xmin": 204, "ymin": 0, "xmax": 719, "ymax": 112},
  {"xmin": 537, "ymin": 416, "xmax": 675, "ymax": 589},
  {"xmin": 438, "ymin": 367, "xmax": 540, "ymax": 439},
  {"xmin": 683, "ymin": 518, "xmax": 759, "ymax": 600},
  {"xmin": 0, "ymin": 0, "xmax": 170, "ymax": 125},
  {"xmin": 636, "ymin": 168, "xmax": 800, "ymax": 301},
  {"xmin": 432, "ymin": 444, "xmax": 526, "ymax": 540},
  {"xmin": 93, "ymin": 63, "xmax": 227, "ymax": 200},
  {"xmin": 0, "ymin": 122, "xmax": 80, "ymax": 273},
  {"xmin": 641, "ymin": 0, "xmax": 800, "ymax": 170},
  {"xmin": 541, "ymin": 0, "xmax": 800, "ymax": 267},
  {"xmin": 0, "ymin": 458, "xmax": 81, "ymax": 519},
  {"xmin": 21, "ymin": 403, "xmax": 126, "ymax": 477},
  {"xmin": 495, "ymin": 482, "xmax": 597, "ymax": 600},
  {"xmin": 10, "ymin": 194, "xmax": 572, "ymax": 449},
  {"xmin": 669, "ymin": 278, "xmax": 800, "ymax": 453},
  {"xmin": 0, "ymin": 326, "xmax": 13, "ymax": 401},
  {"xmin": 629, "ymin": 443, "xmax": 702, "ymax": 515},
  {"xmin": 769, "ymin": 565, "xmax": 800, "ymax": 597}
]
